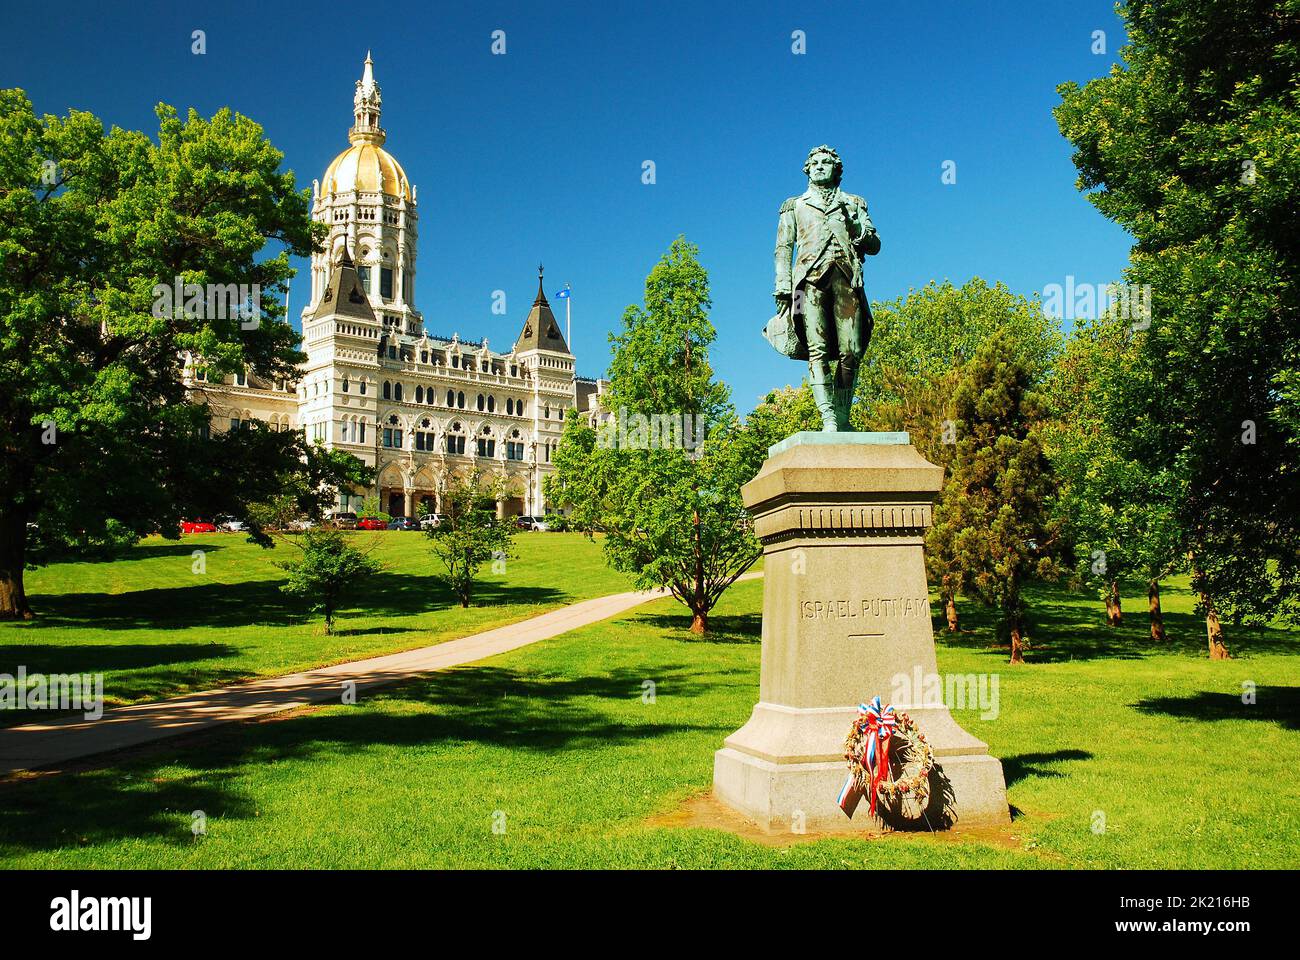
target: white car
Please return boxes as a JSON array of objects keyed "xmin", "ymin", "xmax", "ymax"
[
  {"xmin": 216, "ymin": 516, "xmax": 248, "ymax": 533},
  {"xmin": 419, "ymin": 513, "xmax": 446, "ymax": 531}
]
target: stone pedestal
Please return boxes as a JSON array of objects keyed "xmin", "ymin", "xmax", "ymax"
[{"xmin": 713, "ymin": 432, "xmax": 1009, "ymax": 833}]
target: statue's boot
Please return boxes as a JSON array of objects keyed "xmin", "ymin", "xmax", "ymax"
[
  {"xmin": 834, "ymin": 387, "xmax": 854, "ymax": 431},
  {"xmin": 810, "ymin": 372, "xmax": 837, "ymax": 432}
]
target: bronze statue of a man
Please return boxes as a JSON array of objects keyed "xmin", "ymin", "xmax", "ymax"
[{"xmin": 766, "ymin": 145, "xmax": 880, "ymax": 431}]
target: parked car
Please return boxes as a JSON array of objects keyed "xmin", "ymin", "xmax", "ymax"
[
  {"xmin": 515, "ymin": 515, "xmax": 549, "ymax": 532},
  {"xmin": 287, "ymin": 518, "xmax": 315, "ymax": 532},
  {"xmin": 330, "ymin": 511, "xmax": 358, "ymax": 530},
  {"xmin": 357, "ymin": 516, "xmax": 388, "ymax": 531},
  {"xmin": 419, "ymin": 513, "xmax": 448, "ymax": 531},
  {"xmin": 387, "ymin": 516, "xmax": 419, "ymax": 531},
  {"xmin": 215, "ymin": 515, "xmax": 247, "ymax": 533},
  {"xmin": 180, "ymin": 518, "xmax": 217, "ymax": 534}
]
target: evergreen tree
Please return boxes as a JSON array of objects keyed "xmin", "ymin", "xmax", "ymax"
[{"xmin": 940, "ymin": 331, "xmax": 1064, "ymax": 663}]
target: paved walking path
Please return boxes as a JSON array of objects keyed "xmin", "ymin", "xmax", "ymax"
[{"xmin": 0, "ymin": 574, "xmax": 759, "ymax": 775}]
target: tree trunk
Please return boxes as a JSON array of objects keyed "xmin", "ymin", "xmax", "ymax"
[
  {"xmin": 1148, "ymin": 579, "xmax": 1166, "ymax": 642},
  {"xmin": 1188, "ymin": 555, "xmax": 1229, "ymax": 660},
  {"xmin": 1105, "ymin": 580, "xmax": 1122, "ymax": 626},
  {"xmin": 1203, "ymin": 595, "xmax": 1229, "ymax": 659},
  {"xmin": 689, "ymin": 503, "xmax": 706, "ymax": 635},
  {"xmin": 0, "ymin": 508, "xmax": 32, "ymax": 621},
  {"xmin": 1009, "ymin": 619, "xmax": 1025, "ymax": 665},
  {"xmin": 944, "ymin": 593, "xmax": 958, "ymax": 632}
]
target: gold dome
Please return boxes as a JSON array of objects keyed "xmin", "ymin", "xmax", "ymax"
[{"xmin": 321, "ymin": 142, "xmax": 410, "ymax": 200}]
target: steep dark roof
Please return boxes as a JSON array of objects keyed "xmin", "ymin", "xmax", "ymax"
[
  {"xmin": 312, "ymin": 246, "xmax": 377, "ymax": 323},
  {"xmin": 513, "ymin": 268, "xmax": 570, "ymax": 354},
  {"xmin": 575, "ymin": 379, "xmax": 598, "ymax": 411}
]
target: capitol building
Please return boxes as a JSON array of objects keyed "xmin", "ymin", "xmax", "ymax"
[{"xmin": 184, "ymin": 55, "xmax": 605, "ymax": 519}]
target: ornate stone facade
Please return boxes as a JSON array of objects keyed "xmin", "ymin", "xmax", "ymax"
[{"xmin": 184, "ymin": 55, "xmax": 593, "ymax": 518}]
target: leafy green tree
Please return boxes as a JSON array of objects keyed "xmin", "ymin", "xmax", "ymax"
[
  {"xmin": 427, "ymin": 469, "xmax": 516, "ymax": 608},
  {"xmin": 356, "ymin": 495, "xmax": 391, "ymax": 525},
  {"xmin": 555, "ymin": 237, "xmax": 760, "ymax": 633},
  {"xmin": 861, "ymin": 280, "xmax": 1060, "ymax": 633},
  {"xmin": 544, "ymin": 410, "xmax": 602, "ymax": 537},
  {"xmin": 855, "ymin": 278, "xmax": 1061, "ymax": 424},
  {"xmin": 243, "ymin": 441, "xmax": 372, "ymax": 536},
  {"xmin": 1042, "ymin": 314, "xmax": 1182, "ymax": 639},
  {"xmin": 0, "ymin": 90, "xmax": 323, "ymax": 618},
  {"xmin": 276, "ymin": 528, "xmax": 382, "ymax": 635},
  {"xmin": 1055, "ymin": 0, "xmax": 1300, "ymax": 658},
  {"xmin": 939, "ymin": 331, "xmax": 1064, "ymax": 664},
  {"xmin": 743, "ymin": 384, "xmax": 821, "ymax": 442}
]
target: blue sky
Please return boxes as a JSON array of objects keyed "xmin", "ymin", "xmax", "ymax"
[{"xmin": 5, "ymin": 0, "xmax": 1132, "ymax": 412}]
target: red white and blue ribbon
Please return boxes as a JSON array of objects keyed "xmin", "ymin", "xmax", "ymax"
[{"xmin": 839, "ymin": 696, "xmax": 897, "ymax": 818}]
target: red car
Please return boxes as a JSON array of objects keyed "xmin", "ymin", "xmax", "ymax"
[
  {"xmin": 357, "ymin": 517, "xmax": 388, "ymax": 530},
  {"xmin": 180, "ymin": 518, "xmax": 217, "ymax": 534}
]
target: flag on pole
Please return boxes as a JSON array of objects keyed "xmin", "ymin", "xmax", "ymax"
[{"xmin": 554, "ymin": 287, "xmax": 570, "ymax": 299}]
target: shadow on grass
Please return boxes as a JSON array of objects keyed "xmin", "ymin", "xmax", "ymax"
[
  {"xmin": 0, "ymin": 664, "xmax": 720, "ymax": 854},
  {"xmin": 0, "ymin": 649, "xmax": 253, "ymax": 729},
  {"xmin": 0, "ymin": 643, "xmax": 242, "ymax": 675},
  {"xmin": 936, "ymin": 581, "xmax": 1300, "ymax": 663},
  {"xmin": 635, "ymin": 612, "xmax": 762, "ymax": 645},
  {"xmin": 1133, "ymin": 687, "xmax": 1300, "ymax": 730},
  {"xmin": 1001, "ymin": 749, "xmax": 1094, "ymax": 788},
  {"xmin": 18, "ymin": 573, "xmax": 566, "ymax": 632},
  {"xmin": 65, "ymin": 542, "xmax": 231, "ymax": 564}
]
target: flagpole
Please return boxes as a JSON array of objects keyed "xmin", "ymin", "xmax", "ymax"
[{"xmin": 565, "ymin": 283, "xmax": 571, "ymax": 347}]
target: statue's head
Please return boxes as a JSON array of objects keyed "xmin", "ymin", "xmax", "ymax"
[{"xmin": 803, "ymin": 145, "xmax": 842, "ymax": 187}]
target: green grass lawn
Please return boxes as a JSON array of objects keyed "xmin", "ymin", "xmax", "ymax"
[
  {"xmin": 1, "ymin": 573, "xmax": 1296, "ymax": 868},
  {"xmin": 0, "ymin": 531, "xmax": 632, "ymax": 725}
]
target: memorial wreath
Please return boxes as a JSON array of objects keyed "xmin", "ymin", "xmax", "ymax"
[{"xmin": 837, "ymin": 696, "xmax": 934, "ymax": 818}]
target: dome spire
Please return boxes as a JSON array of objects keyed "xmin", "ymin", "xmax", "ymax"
[{"xmin": 350, "ymin": 51, "xmax": 385, "ymax": 146}]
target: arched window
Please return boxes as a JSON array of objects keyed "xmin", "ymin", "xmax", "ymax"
[
  {"xmin": 342, "ymin": 377, "xmax": 349, "ymax": 393},
  {"xmin": 487, "ymin": 396, "xmax": 495, "ymax": 413},
  {"xmin": 360, "ymin": 380, "xmax": 367, "ymax": 396},
  {"xmin": 446, "ymin": 389, "xmax": 454, "ymax": 407},
  {"xmin": 415, "ymin": 385, "xmax": 424, "ymax": 404},
  {"xmin": 506, "ymin": 398, "xmax": 514, "ymax": 416},
  {"xmin": 394, "ymin": 383, "xmax": 403, "ymax": 402},
  {"xmin": 506, "ymin": 429, "xmax": 525, "ymax": 461},
  {"xmin": 446, "ymin": 422, "xmax": 466, "ymax": 455},
  {"xmin": 476, "ymin": 394, "xmax": 485, "ymax": 412},
  {"xmin": 457, "ymin": 391, "xmax": 465, "ymax": 409},
  {"xmin": 383, "ymin": 381, "xmax": 391, "ymax": 400}
]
